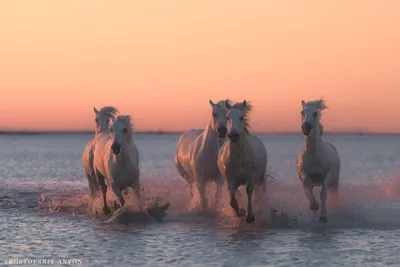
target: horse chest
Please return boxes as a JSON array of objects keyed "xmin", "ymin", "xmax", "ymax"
[
  {"xmin": 111, "ymin": 166, "xmax": 127, "ymax": 179},
  {"xmin": 193, "ymin": 154, "xmax": 218, "ymax": 172},
  {"xmin": 226, "ymin": 160, "xmax": 252, "ymax": 184},
  {"xmin": 304, "ymin": 162, "xmax": 328, "ymax": 184},
  {"xmin": 110, "ymin": 162, "xmax": 136, "ymax": 184},
  {"xmin": 238, "ymin": 162, "xmax": 252, "ymax": 175}
]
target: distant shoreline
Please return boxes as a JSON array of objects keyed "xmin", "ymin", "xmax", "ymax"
[{"xmin": 0, "ymin": 130, "xmax": 399, "ymax": 136}]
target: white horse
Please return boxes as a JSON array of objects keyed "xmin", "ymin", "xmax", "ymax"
[
  {"xmin": 93, "ymin": 115, "xmax": 143, "ymax": 215},
  {"xmin": 82, "ymin": 106, "xmax": 118, "ymax": 198},
  {"xmin": 296, "ymin": 99, "xmax": 340, "ymax": 223},
  {"xmin": 218, "ymin": 100, "xmax": 267, "ymax": 223},
  {"xmin": 175, "ymin": 99, "xmax": 229, "ymax": 211}
]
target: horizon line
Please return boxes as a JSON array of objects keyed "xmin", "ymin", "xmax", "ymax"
[{"xmin": 0, "ymin": 130, "xmax": 399, "ymax": 136}]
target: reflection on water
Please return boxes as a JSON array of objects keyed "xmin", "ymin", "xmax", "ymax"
[{"xmin": 1, "ymin": 133, "xmax": 400, "ymax": 266}]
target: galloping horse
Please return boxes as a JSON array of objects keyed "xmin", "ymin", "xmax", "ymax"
[
  {"xmin": 93, "ymin": 115, "xmax": 142, "ymax": 215},
  {"xmin": 175, "ymin": 100, "xmax": 229, "ymax": 211},
  {"xmin": 82, "ymin": 106, "xmax": 118, "ymax": 198},
  {"xmin": 296, "ymin": 99, "xmax": 340, "ymax": 223},
  {"xmin": 218, "ymin": 100, "xmax": 267, "ymax": 223}
]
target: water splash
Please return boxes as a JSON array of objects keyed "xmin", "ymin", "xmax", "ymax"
[{"xmin": 1, "ymin": 173, "xmax": 400, "ymax": 229}]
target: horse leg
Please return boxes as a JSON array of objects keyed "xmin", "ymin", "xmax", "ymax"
[
  {"xmin": 213, "ymin": 178, "xmax": 223, "ymax": 210},
  {"xmin": 88, "ymin": 150, "xmax": 99, "ymax": 197},
  {"xmin": 197, "ymin": 178, "xmax": 209, "ymax": 211},
  {"xmin": 175, "ymin": 158, "xmax": 195, "ymax": 209},
  {"xmin": 96, "ymin": 171, "xmax": 111, "ymax": 215},
  {"xmin": 187, "ymin": 181, "xmax": 197, "ymax": 210},
  {"xmin": 302, "ymin": 175, "xmax": 319, "ymax": 212},
  {"xmin": 86, "ymin": 172, "xmax": 96, "ymax": 198},
  {"xmin": 236, "ymin": 189, "xmax": 243, "ymax": 204},
  {"xmin": 133, "ymin": 180, "xmax": 144, "ymax": 210},
  {"xmin": 246, "ymin": 182, "xmax": 255, "ymax": 223},
  {"xmin": 111, "ymin": 183, "xmax": 125, "ymax": 210},
  {"xmin": 319, "ymin": 174, "xmax": 332, "ymax": 223},
  {"xmin": 228, "ymin": 181, "xmax": 245, "ymax": 217}
]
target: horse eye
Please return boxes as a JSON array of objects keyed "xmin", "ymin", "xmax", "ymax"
[
  {"xmin": 240, "ymin": 116, "xmax": 244, "ymax": 121},
  {"xmin": 212, "ymin": 113, "xmax": 216, "ymax": 117},
  {"xmin": 123, "ymin": 129, "xmax": 127, "ymax": 133},
  {"xmin": 313, "ymin": 112, "xmax": 318, "ymax": 117}
]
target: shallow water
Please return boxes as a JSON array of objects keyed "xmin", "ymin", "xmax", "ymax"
[{"xmin": 1, "ymin": 133, "xmax": 400, "ymax": 266}]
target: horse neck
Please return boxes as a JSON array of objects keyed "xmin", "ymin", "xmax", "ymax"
[
  {"xmin": 115, "ymin": 140, "xmax": 132, "ymax": 168},
  {"xmin": 304, "ymin": 123, "xmax": 322, "ymax": 157},
  {"xmin": 95, "ymin": 124, "xmax": 108, "ymax": 135},
  {"xmin": 200, "ymin": 117, "xmax": 220, "ymax": 150}
]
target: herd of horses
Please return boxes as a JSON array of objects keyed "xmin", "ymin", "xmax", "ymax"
[{"xmin": 82, "ymin": 99, "xmax": 340, "ymax": 224}]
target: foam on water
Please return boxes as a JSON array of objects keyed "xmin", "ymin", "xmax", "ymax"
[{"xmin": 2, "ymin": 172, "xmax": 400, "ymax": 230}]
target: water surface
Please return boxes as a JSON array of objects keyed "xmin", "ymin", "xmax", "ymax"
[{"xmin": 1, "ymin": 133, "xmax": 400, "ymax": 266}]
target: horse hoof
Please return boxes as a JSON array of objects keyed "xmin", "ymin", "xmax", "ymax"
[
  {"xmin": 246, "ymin": 215, "xmax": 255, "ymax": 224},
  {"xmin": 310, "ymin": 201, "xmax": 319, "ymax": 212},
  {"xmin": 237, "ymin": 208, "xmax": 246, "ymax": 217},
  {"xmin": 319, "ymin": 217, "xmax": 328, "ymax": 223}
]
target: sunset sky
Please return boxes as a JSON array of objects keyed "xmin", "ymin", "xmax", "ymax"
[{"xmin": 1, "ymin": 0, "xmax": 399, "ymax": 132}]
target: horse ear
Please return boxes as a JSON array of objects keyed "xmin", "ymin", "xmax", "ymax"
[
  {"xmin": 301, "ymin": 100, "xmax": 306, "ymax": 107},
  {"xmin": 243, "ymin": 100, "xmax": 247, "ymax": 107},
  {"xmin": 94, "ymin": 107, "xmax": 99, "ymax": 114},
  {"xmin": 225, "ymin": 100, "xmax": 232, "ymax": 110},
  {"xmin": 110, "ymin": 115, "xmax": 115, "ymax": 122},
  {"xmin": 209, "ymin": 99, "xmax": 215, "ymax": 107}
]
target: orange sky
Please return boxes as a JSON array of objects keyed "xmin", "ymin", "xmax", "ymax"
[{"xmin": 1, "ymin": 0, "xmax": 399, "ymax": 132}]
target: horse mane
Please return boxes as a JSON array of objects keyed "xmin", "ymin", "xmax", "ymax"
[
  {"xmin": 304, "ymin": 99, "xmax": 328, "ymax": 111},
  {"xmin": 115, "ymin": 115, "xmax": 134, "ymax": 142},
  {"xmin": 303, "ymin": 99, "xmax": 326, "ymax": 136},
  {"xmin": 233, "ymin": 101, "xmax": 253, "ymax": 134},
  {"xmin": 99, "ymin": 106, "xmax": 119, "ymax": 118}
]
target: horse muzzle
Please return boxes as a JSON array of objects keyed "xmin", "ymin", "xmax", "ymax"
[
  {"xmin": 302, "ymin": 123, "xmax": 311, "ymax": 136},
  {"xmin": 111, "ymin": 143, "xmax": 122, "ymax": 155},
  {"xmin": 228, "ymin": 132, "xmax": 240, "ymax": 143},
  {"xmin": 218, "ymin": 126, "xmax": 227, "ymax": 138}
]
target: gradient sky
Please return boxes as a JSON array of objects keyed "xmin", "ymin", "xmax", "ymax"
[{"xmin": 1, "ymin": 0, "xmax": 399, "ymax": 132}]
